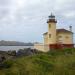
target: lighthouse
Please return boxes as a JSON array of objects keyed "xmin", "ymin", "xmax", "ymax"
[
  {"xmin": 47, "ymin": 13, "xmax": 57, "ymax": 44},
  {"xmin": 34, "ymin": 13, "xmax": 74, "ymax": 52},
  {"xmin": 43, "ymin": 13, "xmax": 57, "ymax": 50},
  {"xmin": 43, "ymin": 14, "xmax": 57, "ymax": 45}
]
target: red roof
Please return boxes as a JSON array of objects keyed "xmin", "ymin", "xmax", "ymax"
[
  {"xmin": 43, "ymin": 29, "xmax": 73, "ymax": 35},
  {"xmin": 56, "ymin": 29, "xmax": 73, "ymax": 33}
]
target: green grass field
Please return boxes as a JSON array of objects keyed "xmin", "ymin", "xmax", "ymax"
[{"xmin": 0, "ymin": 48, "xmax": 75, "ymax": 75}]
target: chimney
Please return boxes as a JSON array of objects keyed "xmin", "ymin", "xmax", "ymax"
[{"xmin": 69, "ymin": 26, "xmax": 72, "ymax": 32}]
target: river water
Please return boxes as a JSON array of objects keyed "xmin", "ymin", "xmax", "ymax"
[{"xmin": 0, "ymin": 46, "xmax": 33, "ymax": 51}]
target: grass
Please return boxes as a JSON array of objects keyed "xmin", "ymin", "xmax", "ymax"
[{"xmin": 0, "ymin": 48, "xmax": 75, "ymax": 75}]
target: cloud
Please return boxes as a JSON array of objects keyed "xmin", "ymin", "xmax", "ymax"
[{"xmin": 0, "ymin": 0, "xmax": 75, "ymax": 42}]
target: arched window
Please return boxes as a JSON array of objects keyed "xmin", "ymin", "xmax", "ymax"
[
  {"xmin": 49, "ymin": 34, "xmax": 51, "ymax": 38},
  {"xmin": 49, "ymin": 24, "xmax": 51, "ymax": 28}
]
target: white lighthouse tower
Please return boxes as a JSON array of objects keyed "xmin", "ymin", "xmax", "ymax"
[{"xmin": 47, "ymin": 13, "xmax": 57, "ymax": 44}]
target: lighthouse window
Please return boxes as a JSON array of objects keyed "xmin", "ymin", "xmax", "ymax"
[
  {"xmin": 58, "ymin": 36, "xmax": 62, "ymax": 38},
  {"xmin": 49, "ymin": 24, "xmax": 51, "ymax": 28},
  {"xmin": 49, "ymin": 34, "xmax": 51, "ymax": 38},
  {"xmin": 58, "ymin": 36, "xmax": 62, "ymax": 40},
  {"xmin": 66, "ymin": 36, "xmax": 69, "ymax": 39}
]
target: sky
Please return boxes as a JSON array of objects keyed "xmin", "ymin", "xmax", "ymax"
[{"xmin": 0, "ymin": 0, "xmax": 75, "ymax": 43}]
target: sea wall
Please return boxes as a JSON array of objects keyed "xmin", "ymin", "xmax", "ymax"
[{"xmin": 34, "ymin": 43, "xmax": 49, "ymax": 52}]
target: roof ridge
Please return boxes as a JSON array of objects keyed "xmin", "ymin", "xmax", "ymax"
[{"xmin": 57, "ymin": 29, "xmax": 73, "ymax": 33}]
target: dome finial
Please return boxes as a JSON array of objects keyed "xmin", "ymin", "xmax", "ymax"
[{"xmin": 49, "ymin": 13, "xmax": 55, "ymax": 19}]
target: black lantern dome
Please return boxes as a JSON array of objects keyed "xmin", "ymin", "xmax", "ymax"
[{"xmin": 47, "ymin": 13, "xmax": 57, "ymax": 23}]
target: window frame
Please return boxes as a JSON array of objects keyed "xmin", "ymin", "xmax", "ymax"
[{"xmin": 49, "ymin": 34, "xmax": 51, "ymax": 38}]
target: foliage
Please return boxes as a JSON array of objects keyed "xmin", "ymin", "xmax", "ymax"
[
  {"xmin": 0, "ymin": 60, "xmax": 14, "ymax": 69},
  {"xmin": 0, "ymin": 48, "xmax": 75, "ymax": 75}
]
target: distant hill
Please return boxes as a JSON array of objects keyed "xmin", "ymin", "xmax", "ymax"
[{"xmin": 0, "ymin": 40, "xmax": 33, "ymax": 46}]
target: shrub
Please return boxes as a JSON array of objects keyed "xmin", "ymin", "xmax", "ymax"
[
  {"xmin": 67, "ymin": 62, "xmax": 75, "ymax": 70},
  {"xmin": 2, "ymin": 60, "xmax": 14, "ymax": 68},
  {"xmin": 63, "ymin": 48, "xmax": 73, "ymax": 55},
  {"xmin": 34, "ymin": 58, "xmax": 54, "ymax": 72}
]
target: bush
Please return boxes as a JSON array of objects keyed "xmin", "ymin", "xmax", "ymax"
[
  {"xmin": 2, "ymin": 60, "xmax": 14, "ymax": 68},
  {"xmin": 34, "ymin": 58, "xmax": 54, "ymax": 72},
  {"xmin": 63, "ymin": 48, "xmax": 73, "ymax": 55},
  {"xmin": 67, "ymin": 62, "xmax": 75, "ymax": 70}
]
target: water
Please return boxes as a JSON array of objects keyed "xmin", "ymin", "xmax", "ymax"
[{"xmin": 0, "ymin": 46, "xmax": 33, "ymax": 51}]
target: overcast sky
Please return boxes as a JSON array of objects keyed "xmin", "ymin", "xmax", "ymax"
[{"xmin": 0, "ymin": 0, "xmax": 75, "ymax": 43}]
